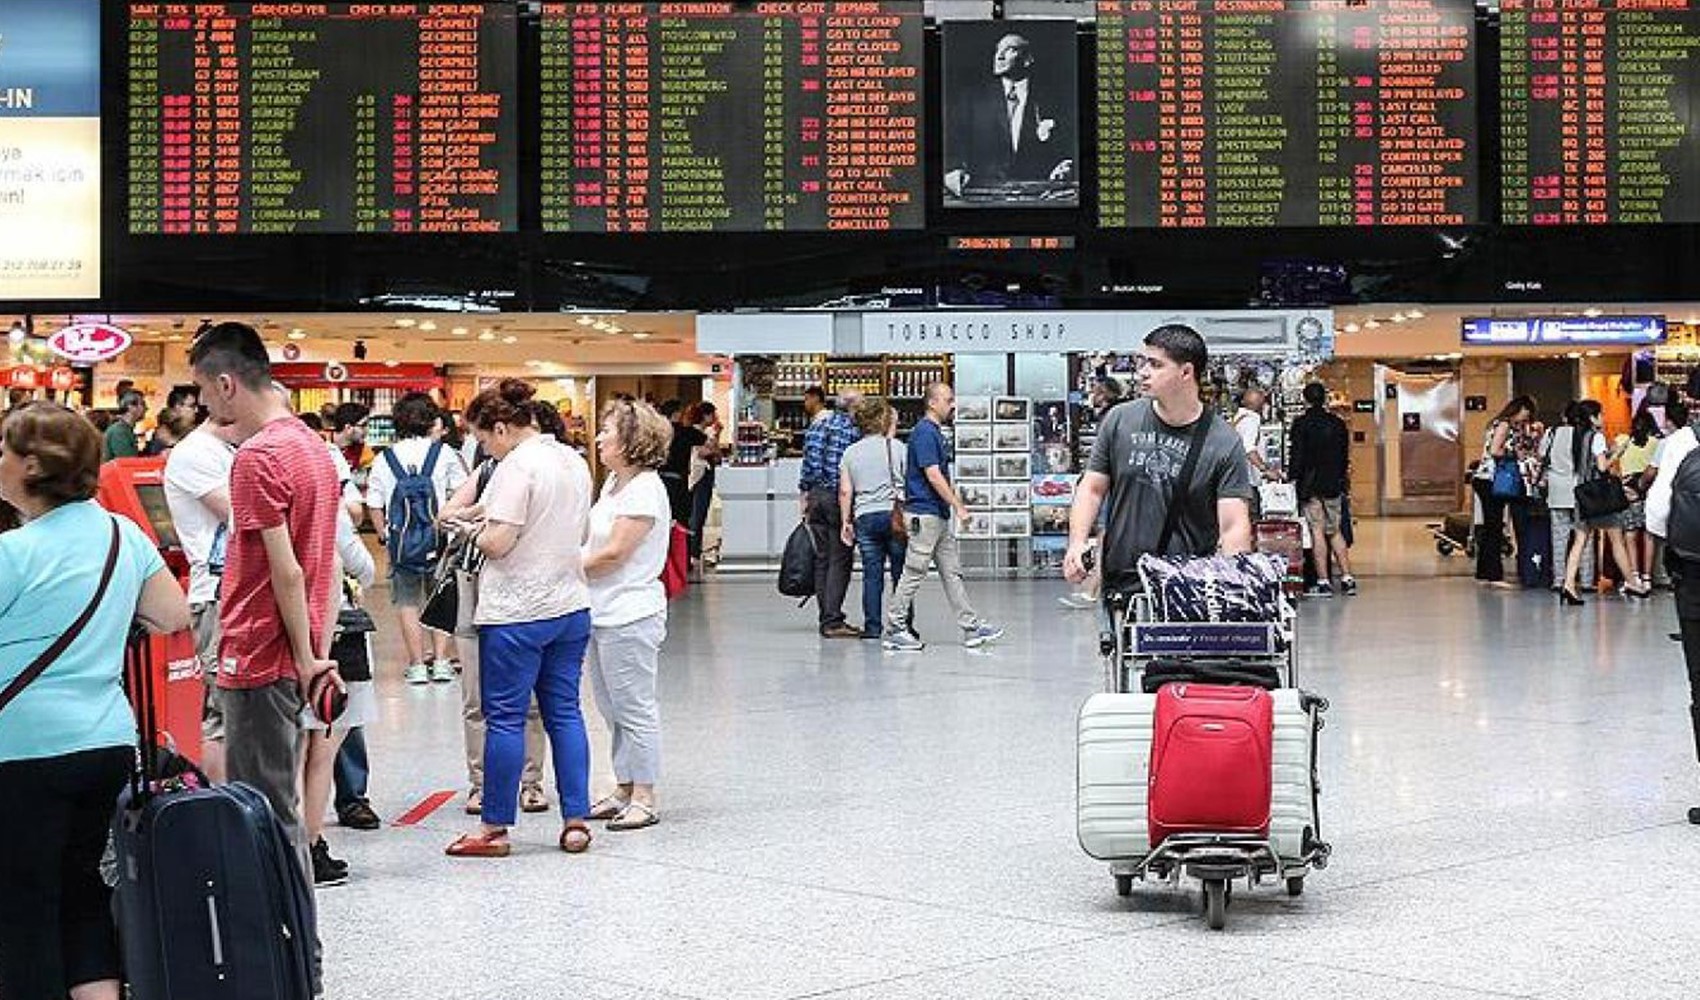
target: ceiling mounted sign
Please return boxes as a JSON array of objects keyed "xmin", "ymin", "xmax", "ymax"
[{"xmin": 48, "ymin": 322, "xmax": 132, "ymax": 364}]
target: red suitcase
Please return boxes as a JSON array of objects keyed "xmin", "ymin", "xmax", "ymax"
[{"xmin": 1147, "ymin": 683, "xmax": 1274, "ymax": 847}]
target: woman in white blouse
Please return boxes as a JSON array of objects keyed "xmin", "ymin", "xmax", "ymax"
[{"xmin": 582, "ymin": 400, "xmax": 675, "ymax": 831}]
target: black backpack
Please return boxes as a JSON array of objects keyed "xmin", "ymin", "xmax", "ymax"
[
  {"xmin": 1667, "ymin": 443, "xmax": 1700, "ymax": 563},
  {"xmin": 777, "ymin": 522, "xmax": 817, "ymax": 601}
]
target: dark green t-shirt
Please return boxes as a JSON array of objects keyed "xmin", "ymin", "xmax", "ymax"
[
  {"xmin": 102, "ymin": 421, "xmax": 138, "ymax": 461},
  {"xmin": 1087, "ymin": 399, "xmax": 1255, "ymax": 587}
]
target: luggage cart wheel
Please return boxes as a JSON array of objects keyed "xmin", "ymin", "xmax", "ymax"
[
  {"xmin": 1435, "ymin": 540, "xmax": 1454, "ymax": 556},
  {"xmin": 1203, "ymin": 879, "xmax": 1227, "ymax": 930},
  {"xmin": 1114, "ymin": 874, "xmax": 1133, "ymax": 897},
  {"xmin": 1286, "ymin": 876, "xmax": 1305, "ymax": 897}
]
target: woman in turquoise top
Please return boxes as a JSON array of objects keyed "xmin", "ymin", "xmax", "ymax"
[{"xmin": 0, "ymin": 402, "xmax": 190, "ymax": 1000}]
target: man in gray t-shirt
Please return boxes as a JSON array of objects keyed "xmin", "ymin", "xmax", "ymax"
[{"xmin": 1066, "ymin": 325, "xmax": 1255, "ymax": 591}]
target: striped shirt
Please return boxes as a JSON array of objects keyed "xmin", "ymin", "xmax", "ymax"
[{"xmin": 799, "ymin": 410, "xmax": 857, "ymax": 493}]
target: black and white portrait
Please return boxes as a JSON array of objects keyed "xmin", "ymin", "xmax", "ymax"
[{"xmin": 942, "ymin": 20, "xmax": 1079, "ymax": 207}]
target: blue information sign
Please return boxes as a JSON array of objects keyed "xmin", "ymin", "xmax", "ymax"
[{"xmin": 1461, "ymin": 316, "xmax": 1666, "ymax": 346}]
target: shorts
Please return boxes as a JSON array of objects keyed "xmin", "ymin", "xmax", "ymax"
[
  {"xmin": 1304, "ymin": 496, "xmax": 1343, "ymax": 537},
  {"xmin": 190, "ymin": 602, "xmax": 225, "ymax": 743},
  {"xmin": 390, "ymin": 568, "xmax": 431, "ymax": 608}
]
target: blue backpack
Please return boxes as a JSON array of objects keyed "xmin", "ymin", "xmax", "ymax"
[{"xmin": 382, "ymin": 442, "xmax": 444, "ymax": 575}]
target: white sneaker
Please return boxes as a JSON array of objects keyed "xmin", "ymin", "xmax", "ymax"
[
  {"xmin": 1057, "ymin": 593, "xmax": 1097, "ymax": 610},
  {"xmin": 428, "ymin": 659, "xmax": 456, "ymax": 683},
  {"xmin": 403, "ymin": 662, "xmax": 430, "ymax": 685}
]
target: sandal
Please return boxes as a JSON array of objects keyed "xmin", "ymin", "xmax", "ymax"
[
  {"xmin": 588, "ymin": 794, "xmax": 629, "ymax": 821},
  {"xmin": 445, "ymin": 829, "xmax": 510, "ymax": 858},
  {"xmin": 520, "ymin": 786, "xmax": 550, "ymax": 813},
  {"xmin": 606, "ymin": 800, "xmax": 659, "ymax": 832},
  {"xmin": 559, "ymin": 821, "xmax": 593, "ymax": 854}
]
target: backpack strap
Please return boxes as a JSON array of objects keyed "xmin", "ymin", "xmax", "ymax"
[
  {"xmin": 381, "ymin": 446, "xmax": 405, "ymax": 481},
  {"xmin": 1155, "ymin": 413, "xmax": 1215, "ymax": 557},
  {"xmin": 0, "ymin": 518, "xmax": 122, "ymax": 717},
  {"xmin": 421, "ymin": 441, "xmax": 443, "ymax": 479}
]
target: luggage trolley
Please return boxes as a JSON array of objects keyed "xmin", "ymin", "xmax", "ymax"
[{"xmin": 1085, "ymin": 585, "xmax": 1331, "ymax": 930}]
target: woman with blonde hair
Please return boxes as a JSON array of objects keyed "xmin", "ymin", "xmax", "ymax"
[
  {"xmin": 584, "ymin": 399, "xmax": 674, "ymax": 830},
  {"xmin": 838, "ymin": 397, "xmax": 910, "ymax": 637}
]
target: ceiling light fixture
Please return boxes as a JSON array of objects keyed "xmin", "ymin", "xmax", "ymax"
[
  {"xmin": 501, "ymin": 335, "xmax": 518, "ymax": 345},
  {"xmin": 1364, "ymin": 319, "xmax": 1381, "ymax": 329},
  {"xmin": 394, "ymin": 318, "xmax": 415, "ymax": 328},
  {"xmin": 1407, "ymin": 309, "xmax": 1425, "ymax": 319},
  {"xmin": 288, "ymin": 329, "xmax": 306, "ymax": 340},
  {"xmin": 451, "ymin": 327, "xmax": 468, "ymax": 337},
  {"xmin": 577, "ymin": 316, "xmax": 595, "ymax": 326},
  {"xmin": 1582, "ymin": 307, "xmax": 1602, "ymax": 318},
  {"xmin": 478, "ymin": 330, "xmax": 496, "ymax": 342},
  {"xmin": 632, "ymin": 332, "xmax": 651, "ymax": 340},
  {"xmin": 1343, "ymin": 322, "xmax": 1360, "ymax": 333},
  {"xmin": 383, "ymin": 359, "xmax": 399, "ymax": 368},
  {"xmin": 418, "ymin": 320, "xmax": 437, "ymax": 332}
]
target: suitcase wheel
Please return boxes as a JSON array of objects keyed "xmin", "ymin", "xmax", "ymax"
[
  {"xmin": 1286, "ymin": 876, "xmax": 1305, "ymax": 897},
  {"xmin": 1114, "ymin": 873, "xmax": 1133, "ymax": 897},
  {"xmin": 1203, "ymin": 878, "xmax": 1227, "ymax": 930}
]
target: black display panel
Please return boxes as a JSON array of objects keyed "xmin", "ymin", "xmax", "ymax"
[
  {"xmin": 125, "ymin": 2, "xmax": 518, "ymax": 235},
  {"xmin": 538, "ymin": 1, "xmax": 924, "ymax": 233},
  {"xmin": 1095, "ymin": 0, "xmax": 1478, "ymax": 228},
  {"xmin": 1500, "ymin": 0, "xmax": 1700, "ymax": 225}
]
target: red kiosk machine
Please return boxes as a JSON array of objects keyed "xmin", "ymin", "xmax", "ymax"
[{"xmin": 97, "ymin": 457, "xmax": 203, "ymax": 764}]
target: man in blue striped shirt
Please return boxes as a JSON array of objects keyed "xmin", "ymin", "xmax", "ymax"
[{"xmin": 799, "ymin": 386, "xmax": 863, "ymax": 637}]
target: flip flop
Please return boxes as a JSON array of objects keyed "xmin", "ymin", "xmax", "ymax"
[
  {"xmin": 444, "ymin": 830, "xmax": 510, "ymax": 858},
  {"xmin": 559, "ymin": 821, "xmax": 593, "ymax": 854},
  {"xmin": 606, "ymin": 800, "xmax": 659, "ymax": 832},
  {"xmin": 588, "ymin": 794, "xmax": 628, "ymax": 821}
]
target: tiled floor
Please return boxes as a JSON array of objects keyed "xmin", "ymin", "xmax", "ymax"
[{"xmin": 319, "ymin": 556, "xmax": 1700, "ymax": 1000}]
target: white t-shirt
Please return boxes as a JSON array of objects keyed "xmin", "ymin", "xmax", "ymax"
[
  {"xmin": 1646, "ymin": 425, "xmax": 1698, "ymax": 539},
  {"xmin": 1232, "ymin": 408, "xmax": 1264, "ymax": 478},
  {"xmin": 327, "ymin": 444, "xmax": 362, "ymax": 510},
  {"xmin": 583, "ymin": 469, "xmax": 671, "ymax": 628},
  {"xmin": 476, "ymin": 435, "xmax": 592, "ymax": 627},
  {"xmin": 365, "ymin": 437, "xmax": 467, "ymax": 514},
  {"xmin": 163, "ymin": 426, "xmax": 236, "ymax": 605}
]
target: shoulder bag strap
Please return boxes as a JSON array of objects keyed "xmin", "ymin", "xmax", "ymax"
[
  {"xmin": 1155, "ymin": 413, "xmax": 1214, "ymax": 556},
  {"xmin": 0, "ymin": 517, "xmax": 122, "ymax": 716}
]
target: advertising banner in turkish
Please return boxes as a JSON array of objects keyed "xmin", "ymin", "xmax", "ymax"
[{"xmin": 0, "ymin": 0, "xmax": 100, "ymax": 300}]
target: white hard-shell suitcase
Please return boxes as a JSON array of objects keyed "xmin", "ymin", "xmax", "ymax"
[{"xmin": 1077, "ymin": 689, "xmax": 1319, "ymax": 861}]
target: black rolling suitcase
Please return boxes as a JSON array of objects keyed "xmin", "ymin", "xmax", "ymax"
[{"xmin": 112, "ymin": 632, "xmax": 318, "ymax": 1000}]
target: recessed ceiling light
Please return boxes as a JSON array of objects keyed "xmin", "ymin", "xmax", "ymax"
[
  {"xmin": 632, "ymin": 332, "xmax": 651, "ymax": 340},
  {"xmin": 383, "ymin": 359, "xmax": 399, "ymax": 368},
  {"xmin": 478, "ymin": 330, "xmax": 496, "ymax": 342},
  {"xmin": 395, "ymin": 318, "xmax": 415, "ymax": 328},
  {"xmin": 1407, "ymin": 309, "xmax": 1425, "ymax": 319},
  {"xmin": 1585, "ymin": 350, "xmax": 1601, "ymax": 357},
  {"xmin": 1566, "ymin": 351, "xmax": 1583, "ymax": 359},
  {"xmin": 288, "ymin": 329, "xmax": 306, "ymax": 340},
  {"xmin": 167, "ymin": 333, "xmax": 184, "ymax": 342},
  {"xmin": 1583, "ymin": 307, "xmax": 1602, "ymax": 318},
  {"xmin": 577, "ymin": 316, "xmax": 595, "ymax": 326},
  {"xmin": 418, "ymin": 320, "xmax": 436, "ymax": 332},
  {"xmin": 501, "ymin": 335, "xmax": 518, "ymax": 345},
  {"xmin": 1343, "ymin": 322, "xmax": 1360, "ymax": 333},
  {"xmin": 1390, "ymin": 314, "xmax": 1407, "ymax": 323},
  {"xmin": 451, "ymin": 327, "xmax": 468, "ymax": 337},
  {"xmin": 1364, "ymin": 319, "xmax": 1380, "ymax": 329},
  {"xmin": 593, "ymin": 321, "xmax": 611, "ymax": 332},
  {"xmin": 607, "ymin": 325, "xmax": 622, "ymax": 335}
]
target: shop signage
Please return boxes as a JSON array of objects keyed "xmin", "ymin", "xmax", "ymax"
[
  {"xmin": 1352, "ymin": 399, "xmax": 1375, "ymax": 413},
  {"xmin": 860, "ymin": 311, "xmax": 1333, "ymax": 355},
  {"xmin": 47, "ymin": 322, "xmax": 131, "ymax": 364},
  {"xmin": 0, "ymin": 0, "xmax": 101, "ymax": 301},
  {"xmin": 0, "ymin": 365, "xmax": 72, "ymax": 390},
  {"xmin": 1461, "ymin": 315, "xmax": 1666, "ymax": 346}
]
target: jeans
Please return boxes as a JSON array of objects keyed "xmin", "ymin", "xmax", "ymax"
[
  {"xmin": 805, "ymin": 488, "xmax": 853, "ymax": 630},
  {"xmin": 688, "ymin": 468, "xmax": 715, "ymax": 561},
  {"xmin": 333, "ymin": 726, "xmax": 369, "ymax": 812},
  {"xmin": 479, "ymin": 610, "xmax": 593, "ymax": 827},
  {"xmin": 1471, "ymin": 479, "xmax": 1508, "ymax": 582},
  {"xmin": 854, "ymin": 510, "xmax": 907, "ymax": 635},
  {"xmin": 456, "ymin": 572, "xmax": 546, "ymax": 793},
  {"xmin": 1549, "ymin": 507, "xmax": 1595, "ymax": 588},
  {"xmin": 887, "ymin": 513, "xmax": 983, "ymax": 633},
  {"xmin": 0, "ymin": 747, "xmax": 132, "ymax": 1000}
]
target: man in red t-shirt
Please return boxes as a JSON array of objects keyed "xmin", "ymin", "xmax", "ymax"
[{"xmin": 191, "ymin": 323, "xmax": 341, "ymax": 868}]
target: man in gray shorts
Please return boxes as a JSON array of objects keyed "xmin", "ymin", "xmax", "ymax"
[{"xmin": 163, "ymin": 420, "xmax": 239, "ymax": 782}]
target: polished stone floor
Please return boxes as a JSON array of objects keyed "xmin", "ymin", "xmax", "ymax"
[{"xmin": 319, "ymin": 564, "xmax": 1700, "ymax": 1000}]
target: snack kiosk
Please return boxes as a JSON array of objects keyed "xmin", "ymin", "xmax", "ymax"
[{"xmin": 97, "ymin": 458, "xmax": 203, "ymax": 764}]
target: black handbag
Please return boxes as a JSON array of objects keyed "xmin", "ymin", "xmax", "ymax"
[
  {"xmin": 419, "ymin": 565, "xmax": 460, "ymax": 636},
  {"xmin": 1575, "ymin": 475, "xmax": 1629, "ymax": 521},
  {"xmin": 331, "ymin": 606, "xmax": 376, "ymax": 683}
]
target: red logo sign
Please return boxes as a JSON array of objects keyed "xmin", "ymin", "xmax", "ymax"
[{"xmin": 48, "ymin": 323, "xmax": 133, "ymax": 364}]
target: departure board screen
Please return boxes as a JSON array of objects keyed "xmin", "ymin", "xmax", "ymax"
[
  {"xmin": 1096, "ymin": 0, "xmax": 1478, "ymax": 228},
  {"xmin": 126, "ymin": 3, "xmax": 517, "ymax": 235},
  {"xmin": 538, "ymin": 1, "xmax": 924, "ymax": 233},
  {"xmin": 1501, "ymin": 0, "xmax": 1700, "ymax": 225}
]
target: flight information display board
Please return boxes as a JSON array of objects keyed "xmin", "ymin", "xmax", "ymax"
[
  {"xmin": 539, "ymin": 1, "xmax": 924, "ymax": 233},
  {"xmin": 1501, "ymin": 0, "xmax": 1700, "ymax": 225},
  {"xmin": 1096, "ymin": 0, "xmax": 1478, "ymax": 228},
  {"xmin": 126, "ymin": 3, "xmax": 517, "ymax": 235}
]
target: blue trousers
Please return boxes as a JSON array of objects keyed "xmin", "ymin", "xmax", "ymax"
[
  {"xmin": 332, "ymin": 726, "xmax": 368, "ymax": 812},
  {"xmin": 479, "ymin": 610, "xmax": 592, "ymax": 826},
  {"xmin": 854, "ymin": 511, "xmax": 907, "ymax": 635}
]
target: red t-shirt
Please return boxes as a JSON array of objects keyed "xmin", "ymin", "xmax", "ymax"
[{"xmin": 218, "ymin": 416, "xmax": 341, "ymax": 690}]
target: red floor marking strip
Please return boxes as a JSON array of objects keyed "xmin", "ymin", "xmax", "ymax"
[{"xmin": 393, "ymin": 790, "xmax": 458, "ymax": 827}]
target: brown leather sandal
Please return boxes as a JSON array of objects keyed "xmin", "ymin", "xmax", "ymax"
[
  {"xmin": 445, "ymin": 829, "xmax": 511, "ymax": 858},
  {"xmin": 559, "ymin": 821, "xmax": 592, "ymax": 854}
]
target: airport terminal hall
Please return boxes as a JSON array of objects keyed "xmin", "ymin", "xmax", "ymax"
[{"xmin": 6, "ymin": 1, "xmax": 1700, "ymax": 998}]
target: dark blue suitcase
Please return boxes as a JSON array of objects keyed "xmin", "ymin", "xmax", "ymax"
[{"xmin": 113, "ymin": 635, "xmax": 317, "ymax": 1000}]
